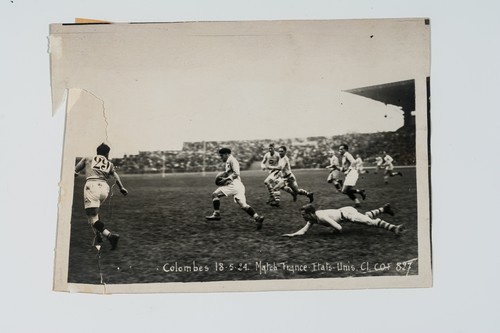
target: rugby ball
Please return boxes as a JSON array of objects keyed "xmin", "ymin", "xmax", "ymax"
[{"xmin": 215, "ymin": 172, "xmax": 228, "ymax": 186}]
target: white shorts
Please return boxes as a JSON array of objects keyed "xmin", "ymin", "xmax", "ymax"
[
  {"xmin": 218, "ymin": 179, "xmax": 247, "ymax": 206},
  {"xmin": 343, "ymin": 169, "xmax": 359, "ymax": 187},
  {"xmin": 84, "ymin": 180, "xmax": 110, "ymax": 209},
  {"xmin": 385, "ymin": 163, "xmax": 394, "ymax": 171},
  {"xmin": 339, "ymin": 206, "xmax": 374, "ymax": 225}
]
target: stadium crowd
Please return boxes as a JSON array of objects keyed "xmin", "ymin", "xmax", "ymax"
[{"xmin": 112, "ymin": 131, "xmax": 415, "ymax": 174}]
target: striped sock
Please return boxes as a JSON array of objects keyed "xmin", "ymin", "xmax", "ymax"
[
  {"xmin": 365, "ymin": 208, "xmax": 383, "ymax": 219},
  {"xmin": 376, "ymin": 219, "xmax": 396, "ymax": 232}
]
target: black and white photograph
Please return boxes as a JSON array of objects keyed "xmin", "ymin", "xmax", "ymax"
[
  {"xmin": 51, "ymin": 19, "xmax": 431, "ymax": 293},
  {"xmin": 5, "ymin": 0, "xmax": 500, "ymax": 332}
]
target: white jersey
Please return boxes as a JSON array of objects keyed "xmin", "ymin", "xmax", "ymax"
[
  {"xmin": 261, "ymin": 151, "xmax": 280, "ymax": 170},
  {"xmin": 341, "ymin": 152, "xmax": 356, "ymax": 173},
  {"xmin": 76, "ymin": 155, "xmax": 115, "ymax": 181},
  {"xmin": 277, "ymin": 155, "xmax": 293, "ymax": 178},
  {"xmin": 316, "ymin": 209, "xmax": 344, "ymax": 224},
  {"xmin": 328, "ymin": 155, "xmax": 340, "ymax": 168},
  {"xmin": 225, "ymin": 155, "xmax": 241, "ymax": 180},
  {"xmin": 384, "ymin": 154, "xmax": 394, "ymax": 165},
  {"xmin": 383, "ymin": 154, "xmax": 395, "ymax": 171}
]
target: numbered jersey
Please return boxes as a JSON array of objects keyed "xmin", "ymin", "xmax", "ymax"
[
  {"xmin": 78, "ymin": 155, "xmax": 115, "ymax": 181},
  {"xmin": 262, "ymin": 152, "xmax": 280, "ymax": 168}
]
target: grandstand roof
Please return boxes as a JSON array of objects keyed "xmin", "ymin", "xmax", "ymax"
[{"xmin": 344, "ymin": 79, "xmax": 416, "ymax": 112}]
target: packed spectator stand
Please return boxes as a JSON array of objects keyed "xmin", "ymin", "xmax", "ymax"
[{"xmin": 112, "ymin": 130, "xmax": 415, "ymax": 174}]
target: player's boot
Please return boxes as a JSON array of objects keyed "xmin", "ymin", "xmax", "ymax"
[
  {"xmin": 291, "ymin": 192, "xmax": 297, "ymax": 202},
  {"xmin": 205, "ymin": 212, "xmax": 222, "ymax": 221},
  {"xmin": 359, "ymin": 189, "xmax": 366, "ymax": 200},
  {"xmin": 307, "ymin": 192, "xmax": 314, "ymax": 203},
  {"xmin": 108, "ymin": 233, "xmax": 120, "ymax": 250},
  {"xmin": 398, "ymin": 172, "xmax": 403, "ymax": 176},
  {"xmin": 255, "ymin": 215, "xmax": 265, "ymax": 231},
  {"xmin": 383, "ymin": 203, "xmax": 395, "ymax": 216},
  {"xmin": 270, "ymin": 200, "xmax": 280, "ymax": 207},
  {"xmin": 394, "ymin": 224, "xmax": 405, "ymax": 235}
]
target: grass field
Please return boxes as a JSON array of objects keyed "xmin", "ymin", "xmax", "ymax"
[{"xmin": 68, "ymin": 167, "xmax": 419, "ymax": 285}]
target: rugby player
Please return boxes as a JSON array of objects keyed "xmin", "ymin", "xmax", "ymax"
[
  {"xmin": 74, "ymin": 143, "xmax": 128, "ymax": 250},
  {"xmin": 282, "ymin": 203, "xmax": 404, "ymax": 237},
  {"xmin": 325, "ymin": 150, "xmax": 343, "ymax": 192},
  {"xmin": 338, "ymin": 144, "xmax": 366, "ymax": 207},
  {"xmin": 269, "ymin": 146, "xmax": 314, "ymax": 204},
  {"xmin": 206, "ymin": 148, "xmax": 265, "ymax": 230},
  {"xmin": 382, "ymin": 151, "xmax": 403, "ymax": 183},
  {"xmin": 355, "ymin": 153, "xmax": 369, "ymax": 174},
  {"xmin": 260, "ymin": 143, "xmax": 282, "ymax": 205}
]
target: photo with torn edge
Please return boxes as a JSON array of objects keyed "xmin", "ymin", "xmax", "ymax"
[{"xmin": 50, "ymin": 19, "xmax": 432, "ymax": 294}]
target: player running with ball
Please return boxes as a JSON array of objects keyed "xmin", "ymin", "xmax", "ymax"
[{"xmin": 206, "ymin": 148, "xmax": 265, "ymax": 230}]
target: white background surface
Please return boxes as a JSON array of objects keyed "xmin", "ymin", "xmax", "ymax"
[{"xmin": 1, "ymin": 1, "xmax": 499, "ymax": 332}]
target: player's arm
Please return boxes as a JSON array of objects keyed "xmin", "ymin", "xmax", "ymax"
[
  {"xmin": 222, "ymin": 159, "xmax": 240, "ymax": 184},
  {"xmin": 74, "ymin": 157, "xmax": 86, "ymax": 176},
  {"xmin": 282, "ymin": 222, "xmax": 312, "ymax": 237},
  {"xmin": 260, "ymin": 154, "xmax": 268, "ymax": 170},
  {"xmin": 110, "ymin": 169, "xmax": 128, "ymax": 196}
]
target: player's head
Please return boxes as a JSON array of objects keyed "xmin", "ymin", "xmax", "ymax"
[
  {"xmin": 300, "ymin": 204, "xmax": 317, "ymax": 222},
  {"xmin": 268, "ymin": 143, "xmax": 275, "ymax": 153},
  {"xmin": 97, "ymin": 143, "xmax": 111, "ymax": 157},
  {"xmin": 218, "ymin": 147, "xmax": 231, "ymax": 162},
  {"xmin": 278, "ymin": 145, "xmax": 287, "ymax": 157},
  {"xmin": 339, "ymin": 144, "xmax": 348, "ymax": 155}
]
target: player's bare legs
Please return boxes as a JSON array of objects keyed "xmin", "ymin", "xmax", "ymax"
[{"xmin": 85, "ymin": 207, "xmax": 120, "ymax": 250}]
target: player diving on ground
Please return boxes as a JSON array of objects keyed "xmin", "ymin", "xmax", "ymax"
[{"xmin": 282, "ymin": 203, "xmax": 404, "ymax": 237}]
